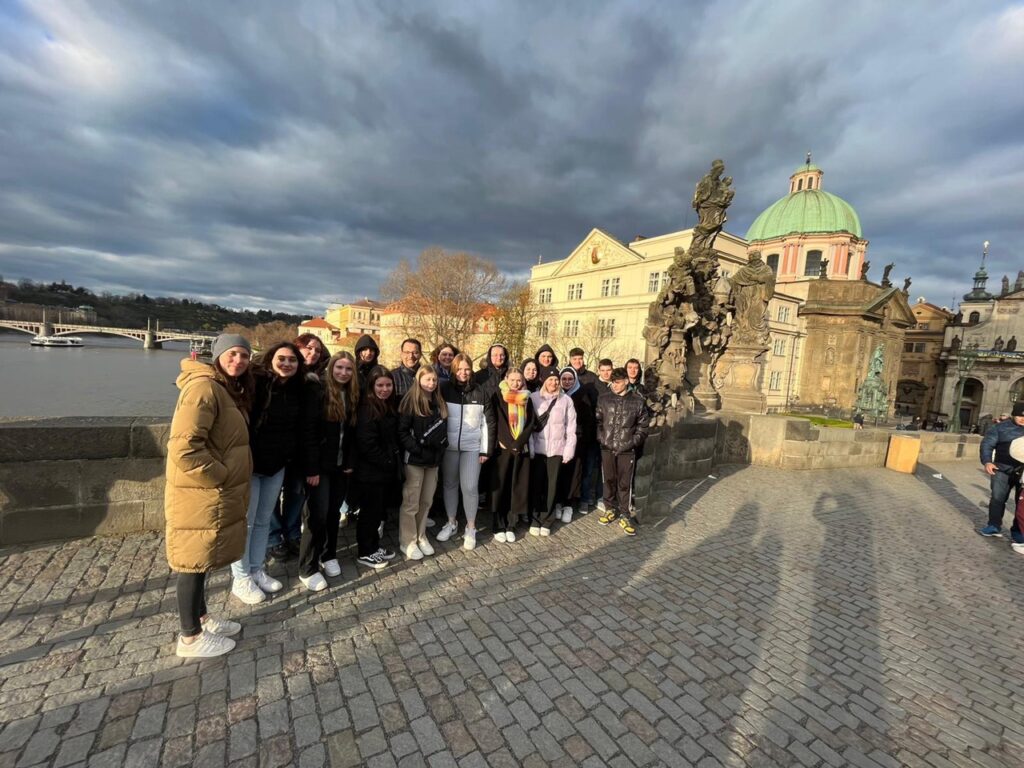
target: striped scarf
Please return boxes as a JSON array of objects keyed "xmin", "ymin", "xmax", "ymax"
[{"xmin": 502, "ymin": 384, "xmax": 529, "ymax": 440}]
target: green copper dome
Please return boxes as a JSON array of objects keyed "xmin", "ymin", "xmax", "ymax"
[{"xmin": 745, "ymin": 187, "xmax": 862, "ymax": 241}]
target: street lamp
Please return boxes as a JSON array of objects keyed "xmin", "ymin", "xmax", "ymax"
[{"xmin": 950, "ymin": 342, "xmax": 980, "ymax": 432}]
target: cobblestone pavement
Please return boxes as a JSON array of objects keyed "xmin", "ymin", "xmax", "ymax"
[{"xmin": 2, "ymin": 460, "xmax": 1024, "ymax": 767}]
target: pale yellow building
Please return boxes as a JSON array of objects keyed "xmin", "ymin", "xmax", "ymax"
[
  {"xmin": 325, "ymin": 298, "xmax": 384, "ymax": 338},
  {"xmin": 528, "ymin": 227, "xmax": 803, "ymax": 411}
]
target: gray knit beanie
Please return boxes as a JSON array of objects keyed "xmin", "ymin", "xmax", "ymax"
[{"xmin": 211, "ymin": 333, "xmax": 252, "ymax": 360}]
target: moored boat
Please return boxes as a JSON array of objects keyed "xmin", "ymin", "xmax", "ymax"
[{"xmin": 30, "ymin": 336, "xmax": 84, "ymax": 347}]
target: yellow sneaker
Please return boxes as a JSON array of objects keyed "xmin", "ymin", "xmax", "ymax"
[
  {"xmin": 598, "ymin": 510, "xmax": 619, "ymax": 526},
  {"xmin": 618, "ymin": 517, "xmax": 636, "ymax": 536}
]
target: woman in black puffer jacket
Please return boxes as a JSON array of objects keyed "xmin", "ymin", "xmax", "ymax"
[
  {"xmin": 397, "ymin": 367, "xmax": 448, "ymax": 561},
  {"xmin": 231, "ymin": 342, "xmax": 317, "ymax": 606},
  {"xmin": 354, "ymin": 366, "xmax": 401, "ymax": 570}
]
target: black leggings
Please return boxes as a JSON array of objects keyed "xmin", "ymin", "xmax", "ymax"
[
  {"xmin": 176, "ymin": 571, "xmax": 208, "ymax": 637},
  {"xmin": 300, "ymin": 468, "xmax": 350, "ymax": 577}
]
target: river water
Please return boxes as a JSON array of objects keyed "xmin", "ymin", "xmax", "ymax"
[{"xmin": 0, "ymin": 332, "xmax": 194, "ymax": 419}]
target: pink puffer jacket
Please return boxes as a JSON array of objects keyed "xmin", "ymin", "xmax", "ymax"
[{"xmin": 529, "ymin": 390, "xmax": 577, "ymax": 460}]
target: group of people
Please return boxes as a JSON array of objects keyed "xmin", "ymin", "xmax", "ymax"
[{"xmin": 163, "ymin": 332, "xmax": 650, "ymax": 658}]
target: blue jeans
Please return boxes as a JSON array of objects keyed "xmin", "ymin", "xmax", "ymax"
[
  {"xmin": 231, "ymin": 469, "xmax": 286, "ymax": 579},
  {"xmin": 268, "ymin": 467, "xmax": 305, "ymax": 546}
]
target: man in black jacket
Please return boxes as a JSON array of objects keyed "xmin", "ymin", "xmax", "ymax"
[
  {"xmin": 391, "ymin": 338, "xmax": 422, "ymax": 399},
  {"xmin": 595, "ymin": 367, "xmax": 649, "ymax": 536},
  {"xmin": 978, "ymin": 402, "xmax": 1024, "ymax": 540},
  {"xmin": 569, "ymin": 347, "xmax": 601, "ymax": 512}
]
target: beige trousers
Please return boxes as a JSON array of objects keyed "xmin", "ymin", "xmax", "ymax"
[{"xmin": 399, "ymin": 464, "xmax": 438, "ymax": 550}]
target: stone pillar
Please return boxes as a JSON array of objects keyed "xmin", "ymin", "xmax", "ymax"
[
  {"xmin": 40, "ymin": 321, "xmax": 54, "ymax": 337},
  {"xmin": 715, "ymin": 343, "xmax": 768, "ymax": 414},
  {"xmin": 143, "ymin": 331, "xmax": 162, "ymax": 350},
  {"xmin": 685, "ymin": 348, "xmax": 720, "ymax": 412}
]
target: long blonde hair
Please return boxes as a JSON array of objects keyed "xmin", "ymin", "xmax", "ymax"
[
  {"xmin": 400, "ymin": 366, "xmax": 448, "ymax": 418},
  {"xmin": 323, "ymin": 351, "xmax": 359, "ymax": 424}
]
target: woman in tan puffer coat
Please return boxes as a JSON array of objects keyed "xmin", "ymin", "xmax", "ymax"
[{"xmin": 165, "ymin": 333, "xmax": 254, "ymax": 659}]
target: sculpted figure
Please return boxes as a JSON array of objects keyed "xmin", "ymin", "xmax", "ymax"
[
  {"xmin": 818, "ymin": 259, "xmax": 829, "ymax": 279},
  {"xmin": 994, "ymin": 336, "xmax": 1005, "ymax": 351},
  {"xmin": 730, "ymin": 250, "xmax": 775, "ymax": 345},
  {"xmin": 881, "ymin": 262, "xmax": 894, "ymax": 287},
  {"xmin": 1007, "ymin": 336, "xmax": 1018, "ymax": 352},
  {"xmin": 690, "ymin": 159, "xmax": 734, "ymax": 254},
  {"xmin": 903, "ymin": 277, "xmax": 912, "ymax": 294},
  {"xmin": 1002, "ymin": 275, "xmax": 1010, "ymax": 295},
  {"xmin": 860, "ymin": 261, "xmax": 870, "ymax": 280}
]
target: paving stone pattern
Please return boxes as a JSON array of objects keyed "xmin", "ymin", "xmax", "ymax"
[{"xmin": 2, "ymin": 461, "xmax": 1023, "ymax": 767}]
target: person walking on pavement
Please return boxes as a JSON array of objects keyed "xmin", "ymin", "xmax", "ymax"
[{"xmin": 979, "ymin": 402, "xmax": 1024, "ymax": 541}]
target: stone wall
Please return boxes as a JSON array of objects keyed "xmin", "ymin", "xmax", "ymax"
[
  {"xmin": 0, "ymin": 418, "xmax": 167, "ymax": 545},
  {"xmin": 632, "ymin": 412, "xmax": 982, "ymax": 518}
]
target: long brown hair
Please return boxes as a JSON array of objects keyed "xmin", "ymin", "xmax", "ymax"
[
  {"xmin": 400, "ymin": 366, "xmax": 448, "ymax": 418},
  {"xmin": 213, "ymin": 358, "xmax": 255, "ymax": 411},
  {"xmin": 323, "ymin": 351, "xmax": 359, "ymax": 424},
  {"xmin": 362, "ymin": 366, "xmax": 396, "ymax": 419}
]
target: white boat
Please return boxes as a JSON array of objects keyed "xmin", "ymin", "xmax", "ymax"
[{"xmin": 30, "ymin": 336, "xmax": 84, "ymax": 347}]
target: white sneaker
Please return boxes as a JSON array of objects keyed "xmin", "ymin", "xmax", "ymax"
[
  {"xmin": 463, "ymin": 529, "xmax": 477, "ymax": 551},
  {"xmin": 376, "ymin": 547, "xmax": 396, "ymax": 561},
  {"xmin": 418, "ymin": 537, "xmax": 435, "ymax": 556},
  {"xmin": 1013, "ymin": 542, "xmax": 1024, "ymax": 555},
  {"xmin": 553, "ymin": 504, "xmax": 563, "ymax": 516},
  {"xmin": 299, "ymin": 573, "xmax": 328, "ymax": 592},
  {"xmin": 405, "ymin": 543, "xmax": 424, "ymax": 560},
  {"xmin": 494, "ymin": 531, "xmax": 508, "ymax": 543},
  {"xmin": 505, "ymin": 531, "xmax": 516, "ymax": 543},
  {"xmin": 200, "ymin": 616, "xmax": 241, "ymax": 637},
  {"xmin": 436, "ymin": 521, "xmax": 458, "ymax": 542},
  {"xmin": 540, "ymin": 527, "xmax": 551, "ymax": 537},
  {"xmin": 253, "ymin": 569, "xmax": 283, "ymax": 594},
  {"xmin": 596, "ymin": 500, "xmax": 607, "ymax": 512},
  {"xmin": 231, "ymin": 576, "xmax": 266, "ymax": 605},
  {"xmin": 321, "ymin": 559, "xmax": 341, "ymax": 577},
  {"xmin": 561, "ymin": 507, "xmax": 573, "ymax": 523},
  {"xmin": 529, "ymin": 525, "xmax": 541, "ymax": 537},
  {"xmin": 176, "ymin": 630, "xmax": 235, "ymax": 658}
]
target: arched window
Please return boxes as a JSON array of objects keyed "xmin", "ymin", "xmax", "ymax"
[
  {"xmin": 807, "ymin": 178, "xmax": 813, "ymax": 189},
  {"xmin": 797, "ymin": 179, "xmax": 803, "ymax": 191},
  {"xmin": 765, "ymin": 253, "xmax": 780, "ymax": 274},
  {"xmin": 968, "ymin": 311, "xmax": 981, "ymax": 326},
  {"xmin": 804, "ymin": 250, "xmax": 823, "ymax": 277}
]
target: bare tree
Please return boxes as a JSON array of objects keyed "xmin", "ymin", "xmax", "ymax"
[
  {"xmin": 221, "ymin": 320, "xmax": 295, "ymax": 352},
  {"xmin": 493, "ymin": 280, "xmax": 553, "ymax": 364},
  {"xmin": 381, "ymin": 247, "xmax": 505, "ymax": 350}
]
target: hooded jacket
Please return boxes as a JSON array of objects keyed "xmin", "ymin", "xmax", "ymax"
[
  {"xmin": 355, "ymin": 402, "xmax": 401, "ymax": 484},
  {"xmin": 398, "ymin": 402, "xmax": 449, "ymax": 467},
  {"xmin": 520, "ymin": 358, "xmax": 541, "ymax": 393},
  {"xmin": 534, "ymin": 344, "xmax": 560, "ymax": 370},
  {"xmin": 529, "ymin": 386, "xmax": 577, "ymax": 461},
  {"xmin": 474, "ymin": 343, "xmax": 510, "ymax": 398},
  {"xmin": 441, "ymin": 378, "xmax": 496, "ymax": 455},
  {"xmin": 354, "ymin": 334, "xmax": 380, "ymax": 390},
  {"xmin": 164, "ymin": 360, "xmax": 252, "ymax": 573}
]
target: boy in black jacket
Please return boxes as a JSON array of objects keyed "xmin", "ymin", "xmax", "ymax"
[{"xmin": 596, "ymin": 367, "xmax": 650, "ymax": 536}]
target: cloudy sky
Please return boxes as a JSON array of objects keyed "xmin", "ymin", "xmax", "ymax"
[{"xmin": 1, "ymin": 1, "xmax": 1022, "ymax": 314}]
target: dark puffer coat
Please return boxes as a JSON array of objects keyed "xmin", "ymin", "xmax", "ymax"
[{"xmin": 595, "ymin": 390, "xmax": 650, "ymax": 454}]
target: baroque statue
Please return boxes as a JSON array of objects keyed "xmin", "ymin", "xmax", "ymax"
[
  {"xmin": 730, "ymin": 250, "xmax": 775, "ymax": 347},
  {"xmin": 881, "ymin": 262, "xmax": 895, "ymax": 287},
  {"xmin": 860, "ymin": 261, "xmax": 870, "ymax": 281},
  {"xmin": 903, "ymin": 276, "xmax": 912, "ymax": 294},
  {"xmin": 642, "ymin": 159, "xmax": 736, "ymax": 424}
]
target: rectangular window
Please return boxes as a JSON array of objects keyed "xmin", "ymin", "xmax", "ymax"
[
  {"xmin": 597, "ymin": 318, "xmax": 616, "ymax": 338},
  {"xmin": 648, "ymin": 272, "xmax": 661, "ymax": 293},
  {"xmin": 567, "ymin": 283, "xmax": 583, "ymax": 301},
  {"xmin": 903, "ymin": 342, "xmax": 914, "ymax": 353},
  {"xmin": 536, "ymin": 320, "xmax": 549, "ymax": 338},
  {"xmin": 600, "ymin": 277, "xmax": 621, "ymax": 298},
  {"xmin": 773, "ymin": 338, "xmax": 786, "ymax": 356},
  {"xmin": 769, "ymin": 371, "xmax": 782, "ymax": 391},
  {"xmin": 538, "ymin": 287, "xmax": 552, "ymax": 304},
  {"xmin": 804, "ymin": 250, "xmax": 823, "ymax": 277},
  {"xmin": 563, "ymin": 319, "xmax": 579, "ymax": 337},
  {"xmin": 914, "ymin": 342, "xmax": 926, "ymax": 353},
  {"xmin": 766, "ymin": 254, "xmax": 780, "ymax": 274},
  {"xmin": 777, "ymin": 306, "xmax": 790, "ymax": 323}
]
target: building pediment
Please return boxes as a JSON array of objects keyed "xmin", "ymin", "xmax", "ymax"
[
  {"xmin": 551, "ymin": 228, "xmax": 646, "ymax": 277},
  {"xmin": 864, "ymin": 288, "xmax": 916, "ymax": 327}
]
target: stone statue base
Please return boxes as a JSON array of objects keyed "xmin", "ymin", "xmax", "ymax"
[
  {"xmin": 715, "ymin": 343, "xmax": 768, "ymax": 414},
  {"xmin": 685, "ymin": 348, "xmax": 721, "ymax": 413}
]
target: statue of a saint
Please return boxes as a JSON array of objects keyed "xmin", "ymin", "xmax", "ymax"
[
  {"xmin": 994, "ymin": 336, "xmax": 1005, "ymax": 351},
  {"xmin": 730, "ymin": 250, "xmax": 775, "ymax": 346},
  {"xmin": 860, "ymin": 261, "xmax": 870, "ymax": 281},
  {"xmin": 881, "ymin": 262, "xmax": 895, "ymax": 287},
  {"xmin": 690, "ymin": 159, "xmax": 734, "ymax": 254},
  {"xmin": 1007, "ymin": 336, "xmax": 1018, "ymax": 352},
  {"xmin": 818, "ymin": 259, "xmax": 829, "ymax": 279},
  {"xmin": 903, "ymin": 277, "xmax": 912, "ymax": 294}
]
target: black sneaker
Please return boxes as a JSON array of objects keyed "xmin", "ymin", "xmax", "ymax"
[
  {"xmin": 267, "ymin": 543, "xmax": 292, "ymax": 563},
  {"xmin": 357, "ymin": 553, "xmax": 388, "ymax": 570}
]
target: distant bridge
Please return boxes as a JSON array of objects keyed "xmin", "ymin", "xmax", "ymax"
[{"xmin": 0, "ymin": 320, "xmax": 216, "ymax": 350}]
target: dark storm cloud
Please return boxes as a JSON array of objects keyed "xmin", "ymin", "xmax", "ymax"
[{"xmin": 0, "ymin": 0, "xmax": 1021, "ymax": 314}]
